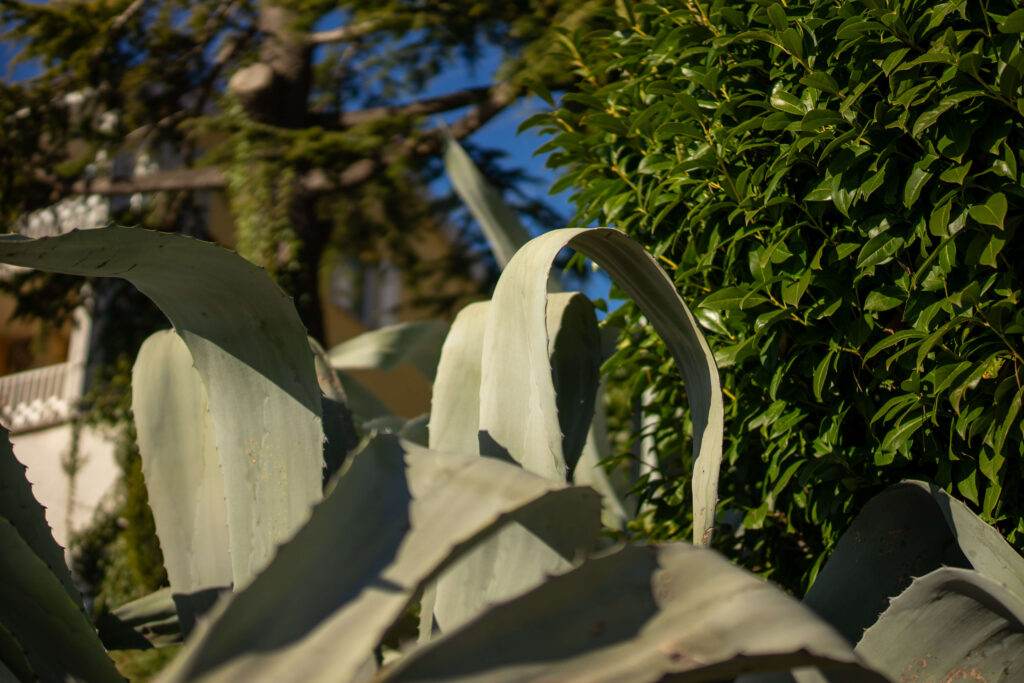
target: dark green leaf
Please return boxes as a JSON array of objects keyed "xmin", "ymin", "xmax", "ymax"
[
  {"xmin": 968, "ymin": 193, "xmax": 1007, "ymax": 229},
  {"xmin": 938, "ymin": 162, "xmax": 971, "ymax": 185},
  {"xmin": 904, "ymin": 164, "xmax": 933, "ymax": 209},
  {"xmin": 770, "ymin": 89, "xmax": 806, "ymax": 115},
  {"xmin": 780, "ymin": 27, "xmax": 804, "ymax": 60},
  {"xmin": 700, "ymin": 287, "xmax": 769, "ymax": 310},
  {"xmin": 912, "ymin": 91, "xmax": 983, "ymax": 136},
  {"xmin": 800, "ymin": 71, "xmax": 840, "ymax": 95},
  {"xmin": 767, "ymin": 4, "xmax": 788, "ymax": 31},
  {"xmin": 857, "ymin": 234, "xmax": 905, "ymax": 270},
  {"xmin": 813, "ymin": 349, "xmax": 835, "ymax": 400},
  {"xmin": 864, "ymin": 287, "xmax": 904, "ymax": 312},
  {"xmin": 999, "ymin": 8, "xmax": 1024, "ymax": 32}
]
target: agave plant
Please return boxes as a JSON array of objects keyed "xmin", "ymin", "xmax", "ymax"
[{"xmin": 0, "ymin": 154, "xmax": 1022, "ymax": 680}]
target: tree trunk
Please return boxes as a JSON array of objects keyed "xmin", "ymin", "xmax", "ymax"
[{"xmin": 227, "ymin": 3, "xmax": 326, "ymax": 341}]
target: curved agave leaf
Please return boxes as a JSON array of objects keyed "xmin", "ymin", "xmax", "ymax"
[
  {"xmin": 0, "ymin": 516, "xmax": 122, "ymax": 682},
  {"xmin": 0, "ymin": 427, "xmax": 115, "ymax": 679},
  {"xmin": 443, "ymin": 133, "xmax": 532, "ymax": 269},
  {"xmin": 0, "ymin": 620, "xmax": 33, "ymax": 682},
  {"xmin": 923, "ymin": 482, "xmax": 1024, "ymax": 598},
  {"xmin": 99, "ymin": 587, "xmax": 182, "ymax": 650},
  {"xmin": 382, "ymin": 544, "xmax": 888, "ymax": 682},
  {"xmin": 444, "ymin": 140, "xmax": 632, "ymax": 525},
  {"xmin": 803, "ymin": 480, "xmax": 1024, "ymax": 645},
  {"xmin": 160, "ymin": 435, "xmax": 601, "ymax": 683},
  {"xmin": 428, "ymin": 301, "xmax": 489, "ymax": 456},
  {"xmin": 480, "ymin": 228, "xmax": 722, "ymax": 545},
  {"xmin": 0, "ymin": 227, "xmax": 324, "ymax": 588},
  {"xmin": 327, "ymin": 320, "xmax": 449, "ymax": 382},
  {"xmin": 0, "ymin": 425, "xmax": 82, "ymax": 610},
  {"xmin": 132, "ymin": 331, "xmax": 233, "ymax": 635},
  {"xmin": 572, "ymin": 325, "xmax": 636, "ymax": 529},
  {"xmin": 573, "ymin": 376, "xmax": 633, "ymax": 530},
  {"xmin": 309, "ymin": 338, "xmax": 358, "ymax": 482},
  {"xmin": 547, "ymin": 292, "xmax": 601, "ymax": 475},
  {"xmin": 429, "ymin": 294, "xmax": 604, "ymax": 633},
  {"xmin": 857, "ymin": 567, "xmax": 1024, "ymax": 680}
]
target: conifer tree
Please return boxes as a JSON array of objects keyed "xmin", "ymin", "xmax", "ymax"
[{"xmin": 1, "ymin": 0, "xmax": 601, "ymax": 337}]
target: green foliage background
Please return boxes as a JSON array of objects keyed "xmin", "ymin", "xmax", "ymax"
[{"xmin": 532, "ymin": 0, "xmax": 1024, "ymax": 590}]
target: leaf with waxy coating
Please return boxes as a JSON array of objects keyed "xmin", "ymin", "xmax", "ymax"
[
  {"xmin": 546, "ymin": 292, "xmax": 601, "ymax": 475},
  {"xmin": 160, "ymin": 435, "xmax": 601, "ymax": 683},
  {"xmin": 0, "ymin": 227, "xmax": 324, "ymax": 589},
  {"xmin": 309, "ymin": 337, "xmax": 359, "ymax": 482},
  {"xmin": 480, "ymin": 228, "xmax": 722, "ymax": 545},
  {"xmin": 0, "ymin": 516, "xmax": 122, "ymax": 682},
  {"xmin": 442, "ymin": 141, "xmax": 632, "ymax": 527},
  {"xmin": 383, "ymin": 544, "xmax": 888, "ymax": 682},
  {"xmin": 429, "ymin": 293, "xmax": 607, "ymax": 633},
  {"xmin": 428, "ymin": 302, "xmax": 489, "ymax": 457},
  {"xmin": 444, "ymin": 134, "xmax": 532, "ymax": 268},
  {"xmin": 857, "ymin": 568, "xmax": 1024, "ymax": 679},
  {"xmin": 133, "ymin": 330, "xmax": 233, "ymax": 635},
  {"xmin": 99, "ymin": 587, "xmax": 183, "ymax": 650},
  {"xmin": 327, "ymin": 320, "xmax": 449, "ymax": 381},
  {"xmin": 804, "ymin": 480, "xmax": 1024, "ymax": 646},
  {"xmin": 0, "ymin": 424, "xmax": 82, "ymax": 610}
]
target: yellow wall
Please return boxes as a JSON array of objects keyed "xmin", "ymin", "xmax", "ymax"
[{"xmin": 0, "ymin": 294, "xmax": 72, "ymax": 376}]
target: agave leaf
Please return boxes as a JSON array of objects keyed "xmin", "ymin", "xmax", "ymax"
[
  {"xmin": 382, "ymin": 544, "xmax": 887, "ymax": 682},
  {"xmin": 547, "ymin": 292, "xmax": 601, "ymax": 475},
  {"xmin": 0, "ymin": 424, "xmax": 83, "ymax": 610},
  {"xmin": 922, "ymin": 481, "xmax": 1024, "ymax": 598},
  {"xmin": 132, "ymin": 330, "xmax": 232, "ymax": 633},
  {"xmin": 0, "ymin": 516, "xmax": 122, "ymax": 682},
  {"xmin": 327, "ymin": 320, "xmax": 449, "ymax": 381},
  {"xmin": 443, "ymin": 134, "xmax": 532, "ymax": 268},
  {"xmin": 445, "ymin": 141, "xmax": 632, "ymax": 526},
  {"xmin": 0, "ymin": 227, "xmax": 324, "ymax": 588},
  {"xmin": 0, "ymin": 619, "xmax": 34, "ymax": 681},
  {"xmin": 428, "ymin": 301, "xmax": 490, "ymax": 456},
  {"xmin": 480, "ymin": 228, "xmax": 722, "ymax": 545},
  {"xmin": 803, "ymin": 480, "xmax": 1024, "ymax": 645},
  {"xmin": 98, "ymin": 587, "xmax": 182, "ymax": 650},
  {"xmin": 160, "ymin": 435, "xmax": 601, "ymax": 683},
  {"xmin": 857, "ymin": 567, "xmax": 1024, "ymax": 679},
  {"xmin": 573, "ymin": 374, "xmax": 633, "ymax": 530},
  {"xmin": 429, "ymin": 294, "xmax": 604, "ymax": 633},
  {"xmin": 419, "ymin": 302, "xmax": 490, "ymax": 640},
  {"xmin": 309, "ymin": 338, "xmax": 359, "ymax": 483}
]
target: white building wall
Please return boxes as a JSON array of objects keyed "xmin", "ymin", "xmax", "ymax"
[{"xmin": 11, "ymin": 423, "xmax": 119, "ymax": 549}]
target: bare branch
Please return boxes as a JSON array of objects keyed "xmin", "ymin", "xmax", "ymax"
[
  {"xmin": 332, "ymin": 86, "xmax": 492, "ymax": 128},
  {"xmin": 413, "ymin": 82, "xmax": 518, "ymax": 155},
  {"xmin": 110, "ymin": 0, "xmax": 149, "ymax": 33},
  {"xmin": 306, "ymin": 19, "xmax": 383, "ymax": 45},
  {"xmin": 67, "ymin": 83, "xmax": 519, "ymax": 197},
  {"xmin": 70, "ymin": 167, "xmax": 227, "ymax": 195}
]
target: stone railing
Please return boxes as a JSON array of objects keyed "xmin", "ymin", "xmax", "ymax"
[{"xmin": 0, "ymin": 362, "xmax": 85, "ymax": 433}]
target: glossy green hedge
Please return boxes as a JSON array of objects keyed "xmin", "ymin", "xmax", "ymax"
[{"xmin": 531, "ymin": 0, "xmax": 1024, "ymax": 589}]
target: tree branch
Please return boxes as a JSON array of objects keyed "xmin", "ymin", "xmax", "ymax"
[
  {"xmin": 110, "ymin": 0, "xmax": 149, "ymax": 33},
  {"xmin": 412, "ymin": 82, "xmax": 517, "ymax": 155},
  {"xmin": 66, "ymin": 83, "xmax": 519, "ymax": 197},
  {"xmin": 329, "ymin": 86, "xmax": 492, "ymax": 128},
  {"xmin": 306, "ymin": 19, "xmax": 384, "ymax": 45},
  {"xmin": 70, "ymin": 167, "xmax": 227, "ymax": 195}
]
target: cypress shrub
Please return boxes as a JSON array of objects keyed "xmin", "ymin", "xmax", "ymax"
[{"xmin": 530, "ymin": 0, "xmax": 1024, "ymax": 589}]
